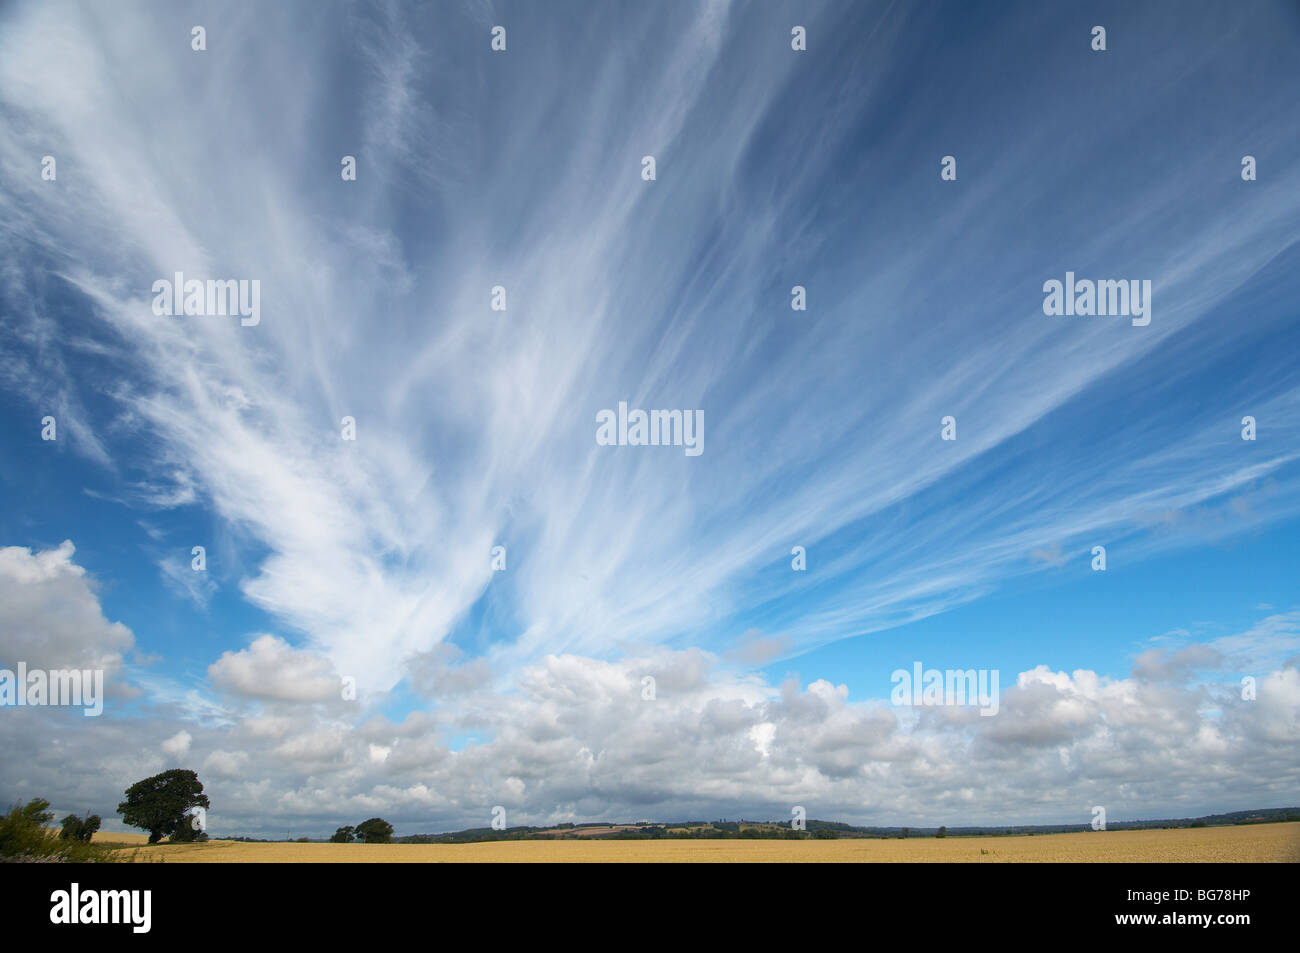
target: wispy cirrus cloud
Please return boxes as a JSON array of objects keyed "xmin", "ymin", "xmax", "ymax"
[{"xmin": 0, "ymin": 1, "xmax": 1298, "ymax": 830}]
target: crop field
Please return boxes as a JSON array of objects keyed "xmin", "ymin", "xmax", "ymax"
[{"xmin": 115, "ymin": 822, "xmax": 1300, "ymax": 863}]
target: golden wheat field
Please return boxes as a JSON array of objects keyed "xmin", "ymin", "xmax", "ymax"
[{"xmin": 109, "ymin": 822, "xmax": 1300, "ymax": 863}]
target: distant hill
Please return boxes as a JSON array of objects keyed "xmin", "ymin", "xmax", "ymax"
[{"xmin": 393, "ymin": 806, "xmax": 1300, "ymax": 844}]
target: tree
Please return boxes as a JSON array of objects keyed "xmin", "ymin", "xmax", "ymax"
[
  {"xmin": 354, "ymin": 818, "xmax": 394, "ymax": 844},
  {"xmin": 936, "ymin": 826, "xmax": 947, "ymax": 838},
  {"xmin": 169, "ymin": 813, "xmax": 209, "ymax": 842},
  {"xmin": 330, "ymin": 826, "xmax": 356, "ymax": 843},
  {"xmin": 117, "ymin": 769, "xmax": 210, "ymax": 844},
  {"xmin": 59, "ymin": 812, "xmax": 101, "ymax": 842}
]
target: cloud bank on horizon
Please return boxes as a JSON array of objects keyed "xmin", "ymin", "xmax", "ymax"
[{"xmin": 0, "ymin": 0, "xmax": 1297, "ymax": 835}]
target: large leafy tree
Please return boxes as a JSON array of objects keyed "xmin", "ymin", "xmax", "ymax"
[
  {"xmin": 354, "ymin": 818, "xmax": 394, "ymax": 844},
  {"xmin": 169, "ymin": 813, "xmax": 209, "ymax": 842},
  {"xmin": 117, "ymin": 769, "xmax": 211, "ymax": 844},
  {"xmin": 330, "ymin": 826, "xmax": 356, "ymax": 843}
]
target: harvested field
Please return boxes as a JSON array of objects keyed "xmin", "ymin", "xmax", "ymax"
[{"xmin": 122, "ymin": 821, "xmax": 1300, "ymax": 863}]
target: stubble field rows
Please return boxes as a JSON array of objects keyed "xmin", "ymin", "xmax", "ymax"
[{"xmin": 107, "ymin": 822, "xmax": 1300, "ymax": 863}]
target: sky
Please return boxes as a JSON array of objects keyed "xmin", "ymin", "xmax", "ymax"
[{"xmin": 0, "ymin": 0, "xmax": 1297, "ymax": 838}]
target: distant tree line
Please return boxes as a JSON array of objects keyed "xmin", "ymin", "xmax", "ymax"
[{"xmin": 330, "ymin": 818, "xmax": 394, "ymax": 843}]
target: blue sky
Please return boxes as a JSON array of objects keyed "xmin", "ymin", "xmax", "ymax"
[{"xmin": 0, "ymin": 0, "xmax": 1297, "ymax": 837}]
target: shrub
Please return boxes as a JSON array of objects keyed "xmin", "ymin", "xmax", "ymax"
[
  {"xmin": 0, "ymin": 799, "xmax": 118, "ymax": 863},
  {"xmin": 59, "ymin": 813, "xmax": 101, "ymax": 842}
]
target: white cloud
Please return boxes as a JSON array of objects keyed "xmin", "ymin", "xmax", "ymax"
[
  {"xmin": 161, "ymin": 730, "xmax": 192, "ymax": 759},
  {"xmin": 1, "ymin": 2, "xmax": 1299, "ymax": 838},
  {"xmin": 0, "ymin": 636, "xmax": 1294, "ymax": 835},
  {"xmin": 0, "ymin": 540, "xmax": 134, "ymax": 675},
  {"xmin": 3, "ymin": 0, "xmax": 1298, "ymax": 702},
  {"xmin": 208, "ymin": 635, "xmax": 342, "ymax": 703},
  {"xmin": 203, "ymin": 750, "xmax": 249, "ymax": 779}
]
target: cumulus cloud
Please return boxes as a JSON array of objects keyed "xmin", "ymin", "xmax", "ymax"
[
  {"xmin": 208, "ymin": 635, "xmax": 343, "ymax": 703},
  {"xmin": 0, "ymin": 625, "xmax": 1295, "ymax": 837},
  {"xmin": 219, "ymin": 646, "xmax": 1299, "ymax": 832},
  {"xmin": 725, "ymin": 629, "xmax": 793, "ymax": 665},
  {"xmin": 1133, "ymin": 644, "xmax": 1223, "ymax": 680},
  {"xmin": 203, "ymin": 749, "xmax": 249, "ymax": 779},
  {"xmin": 161, "ymin": 730, "xmax": 192, "ymax": 759},
  {"xmin": 0, "ymin": 540, "xmax": 134, "ymax": 675},
  {"xmin": 405, "ymin": 644, "xmax": 493, "ymax": 700}
]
